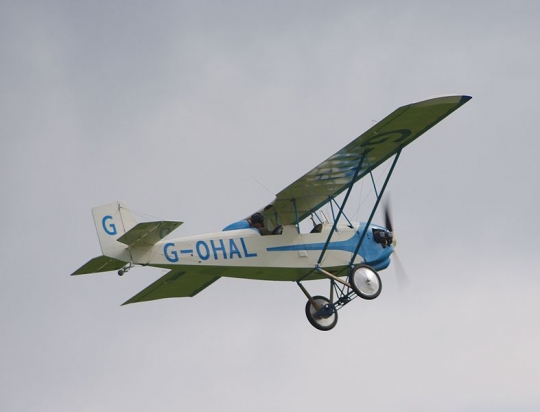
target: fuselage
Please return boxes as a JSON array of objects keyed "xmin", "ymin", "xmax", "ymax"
[{"xmin": 123, "ymin": 222, "xmax": 393, "ymax": 282}]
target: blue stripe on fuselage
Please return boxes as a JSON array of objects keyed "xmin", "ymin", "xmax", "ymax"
[{"xmin": 266, "ymin": 227, "xmax": 393, "ymax": 270}]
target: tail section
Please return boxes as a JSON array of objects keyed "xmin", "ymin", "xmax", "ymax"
[
  {"xmin": 71, "ymin": 201, "xmax": 183, "ymax": 276},
  {"xmin": 71, "ymin": 255, "xmax": 127, "ymax": 276},
  {"xmin": 92, "ymin": 201, "xmax": 138, "ymax": 260}
]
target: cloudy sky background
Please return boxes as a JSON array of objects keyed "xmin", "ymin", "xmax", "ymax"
[{"xmin": 2, "ymin": 1, "xmax": 540, "ymax": 411}]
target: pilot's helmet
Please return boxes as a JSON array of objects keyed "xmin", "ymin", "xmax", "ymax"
[{"xmin": 250, "ymin": 212, "xmax": 265, "ymax": 226}]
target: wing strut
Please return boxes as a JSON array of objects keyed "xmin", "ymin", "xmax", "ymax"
[
  {"xmin": 369, "ymin": 170, "xmax": 379, "ymax": 198},
  {"xmin": 292, "ymin": 199, "xmax": 300, "ymax": 234},
  {"xmin": 349, "ymin": 149, "xmax": 402, "ymax": 267},
  {"xmin": 330, "ymin": 197, "xmax": 353, "ymax": 227},
  {"xmin": 316, "ymin": 151, "xmax": 369, "ymax": 266}
]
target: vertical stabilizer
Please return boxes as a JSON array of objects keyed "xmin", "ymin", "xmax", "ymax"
[{"xmin": 92, "ymin": 201, "xmax": 137, "ymax": 260}]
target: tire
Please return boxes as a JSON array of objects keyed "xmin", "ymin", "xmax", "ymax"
[
  {"xmin": 305, "ymin": 295, "xmax": 338, "ymax": 331},
  {"xmin": 349, "ymin": 265, "xmax": 382, "ymax": 300}
]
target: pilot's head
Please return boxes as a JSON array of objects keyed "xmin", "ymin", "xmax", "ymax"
[{"xmin": 250, "ymin": 212, "xmax": 265, "ymax": 228}]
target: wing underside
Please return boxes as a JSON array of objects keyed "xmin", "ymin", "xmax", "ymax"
[
  {"xmin": 122, "ymin": 268, "xmax": 221, "ymax": 305},
  {"xmin": 260, "ymin": 95, "xmax": 471, "ymax": 226}
]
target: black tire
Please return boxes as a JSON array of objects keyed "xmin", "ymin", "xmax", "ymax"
[
  {"xmin": 349, "ymin": 264, "xmax": 382, "ymax": 300},
  {"xmin": 305, "ymin": 295, "xmax": 338, "ymax": 331}
]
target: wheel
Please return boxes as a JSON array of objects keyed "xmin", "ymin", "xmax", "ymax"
[
  {"xmin": 349, "ymin": 265, "xmax": 382, "ymax": 300},
  {"xmin": 305, "ymin": 295, "xmax": 338, "ymax": 331}
]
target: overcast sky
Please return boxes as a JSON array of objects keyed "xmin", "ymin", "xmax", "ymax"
[{"xmin": 2, "ymin": 1, "xmax": 540, "ymax": 411}]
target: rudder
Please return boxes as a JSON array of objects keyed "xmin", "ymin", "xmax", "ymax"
[{"xmin": 92, "ymin": 201, "xmax": 137, "ymax": 260}]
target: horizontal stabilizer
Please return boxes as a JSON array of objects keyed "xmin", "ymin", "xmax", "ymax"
[
  {"xmin": 122, "ymin": 269, "xmax": 220, "ymax": 305},
  {"xmin": 117, "ymin": 221, "xmax": 183, "ymax": 247},
  {"xmin": 71, "ymin": 255, "xmax": 127, "ymax": 276}
]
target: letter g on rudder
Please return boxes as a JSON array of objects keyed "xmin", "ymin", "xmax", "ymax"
[{"xmin": 102, "ymin": 215, "xmax": 117, "ymax": 236}]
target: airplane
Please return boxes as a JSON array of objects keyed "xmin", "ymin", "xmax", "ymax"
[{"xmin": 71, "ymin": 95, "xmax": 471, "ymax": 331}]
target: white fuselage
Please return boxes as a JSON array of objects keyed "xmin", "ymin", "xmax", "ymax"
[{"xmin": 123, "ymin": 223, "xmax": 372, "ymax": 282}]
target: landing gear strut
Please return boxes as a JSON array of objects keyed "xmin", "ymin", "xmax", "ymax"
[{"xmin": 299, "ymin": 264, "xmax": 382, "ymax": 331}]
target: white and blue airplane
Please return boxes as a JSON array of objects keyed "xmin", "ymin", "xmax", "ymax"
[{"xmin": 72, "ymin": 95, "xmax": 471, "ymax": 330}]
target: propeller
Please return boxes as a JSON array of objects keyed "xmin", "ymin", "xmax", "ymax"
[
  {"xmin": 383, "ymin": 199, "xmax": 393, "ymax": 234},
  {"xmin": 382, "ymin": 198, "xmax": 410, "ymax": 290}
]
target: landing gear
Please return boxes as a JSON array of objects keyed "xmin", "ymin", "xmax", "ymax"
[
  {"xmin": 349, "ymin": 265, "xmax": 382, "ymax": 300},
  {"xmin": 305, "ymin": 296, "xmax": 338, "ymax": 331},
  {"xmin": 299, "ymin": 264, "xmax": 382, "ymax": 331}
]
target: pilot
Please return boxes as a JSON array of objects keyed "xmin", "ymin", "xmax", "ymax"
[{"xmin": 248, "ymin": 212, "xmax": 265, "ymax": 232}]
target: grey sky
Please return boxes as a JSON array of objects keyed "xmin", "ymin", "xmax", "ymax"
[{"xmin": 2, "ymin": 1, "xmax": 540, "ymax": 411}]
